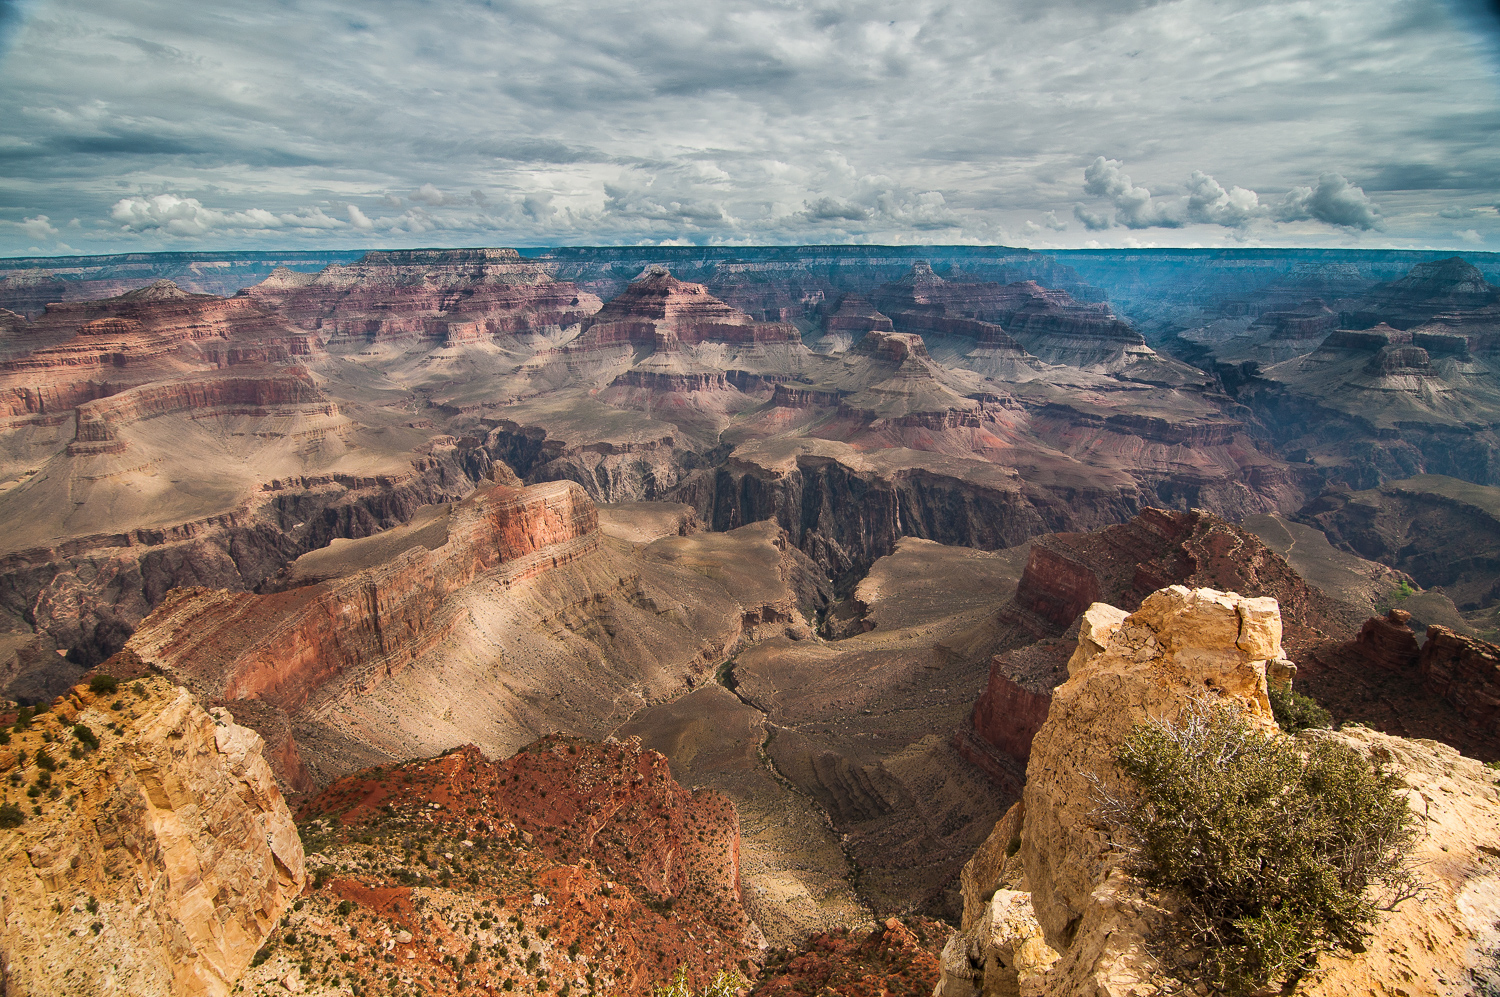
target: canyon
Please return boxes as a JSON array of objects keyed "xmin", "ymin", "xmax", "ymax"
[{"xmin": 2, "ymin": 244, "xmax": 1500, "ymax": 994}]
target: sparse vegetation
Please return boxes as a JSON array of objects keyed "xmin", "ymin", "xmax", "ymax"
[
  {"xmin": 652, "ymin": 966, "xmax": 747, "ymax": 997},
  {"xmin": 1268, "ymin": 684, "xmax": 1332, "ymax": 733},
  {"xmin": 88, "ymin": 674, "xmax": 119, "ymax": 695},
  {"xmin": 0, "ymin": 802, "xmax": 25, "ymax": 828},
  {"xmin": 1095, "ymin": 699, "xmax": 1421, "ymax": 996}
]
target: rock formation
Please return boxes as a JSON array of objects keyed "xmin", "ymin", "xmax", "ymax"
[
  {"xmin": 0, "ymin": 671, "xmax": 304, "ymax": 996},
  {"xmin": 938, "ymin": 585, "xmax": 1500, "ymax": 997},
  {"xmin": 237, "ymin": 734, "xmax": 761, "ymax": 996},
  {"xmin": 963, "ymin": 508, "xmax": 1361, "ymax": 776},
  {"xmin": 572, "ymin": 269, "xmax": 798, "ymax": 352},
  {"xmin": 244, "ymin": 248, "xmax": 602, "ymax": 346}
]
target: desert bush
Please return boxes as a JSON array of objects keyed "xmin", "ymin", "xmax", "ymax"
[
  {"xmin": 653, "ymin": 967, "xmax": 746, "ymax": 997},
  {"xmin": 1095, "ymin": 699, "xmax": 1420, "ymax": 996},
  {"xmin": 1268, "ymin": 684, "xmax": 1332, "ymax": 732},
  {"xmin": 89, "ymin": 674, "xmax": 118, "ymax": 695},
  {"xmin": 0, "ymin": 802, "xmax": 24, "ymax": 828}
]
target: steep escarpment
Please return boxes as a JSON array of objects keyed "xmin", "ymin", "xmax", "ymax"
[
  {"xmin": 963, "ymin": 508, "xmax": 1362, "ymax": 775},
  {"xmin": 125, "ymin": 480, "xmax": 600, "ymax": 711},
  {"xmin": 69, "ymin": 366, "xmax": 337, "ymax": 448},
  {"xmin": 939, "ymin": 585, "xmax": 1500, "ymax": 997},
  {"xmin": 0, "ymin": 443, "xmax": 487, "ymax": 694},
  {"xmin": 677, "ymin": 437, "xmax": 1137, "ymax": 587},
  {"xmin": 1298, "ymin": 608, "xmax": 1500, "ymax": 761},
  {"xmin": 0, "ymin": 672, "xmax": 305, "ymax": 997},
  {"xmin": 123, "ymin": 483, "xmax": 831, "ymax": 792}
]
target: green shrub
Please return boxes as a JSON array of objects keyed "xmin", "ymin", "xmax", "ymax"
[
  {"xmin": 1268, "ymin": 684, "xmax": 1332, "ymax": 733},
  {"xmin": 0, "ymin": 802, "xmax": 24, "ymax": 828},
  {"xmin": 652, "ymin": 967, "xmax": 747, "ymax": 997},
  {"xmin": 89, "ymin": 675, "xmax": 119, "ymax": 695},
  {"xmin": 1096, "ymin": 699, "xmax": 1420, "ymax": 996}
]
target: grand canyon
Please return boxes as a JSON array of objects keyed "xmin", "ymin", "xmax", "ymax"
[{"xmin": 2, "ymin": 245, "xmax": 1499, "ymax": 996}]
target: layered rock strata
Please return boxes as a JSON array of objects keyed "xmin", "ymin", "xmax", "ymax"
[
  {"xmin": 123, "ymin": 479, "xmax": 599, "ymax": 711},
  {"xmin": 571, "ymin": 270, "xmax": 799, "ymax": 352},
  {"xmin": 0, "ymin": 673, "xmax": 305, "ymax": 996}
]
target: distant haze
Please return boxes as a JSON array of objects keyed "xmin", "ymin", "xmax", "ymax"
[{"xmin": 0, "ymin": 0, "xmax": 1497, "ymax": 254}]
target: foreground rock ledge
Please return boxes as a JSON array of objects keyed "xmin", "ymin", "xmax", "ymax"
[
  {"xmin": 939, "ymin": 584, "xmax": 1500, "ymax": 997},
  {"xmin": 0, "ymin": 677, "xmax": 306, "ymax": 997}
]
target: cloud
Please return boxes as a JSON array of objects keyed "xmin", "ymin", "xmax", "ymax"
[
  {"xmin": 1184, "ymin": 171, "xmax": 1258, "ymax": 227},
  {"xmin": 1455, "ymin": 228, "xmax": 1484, "ymax": 244},
  {"xmin": 109, "ymin": 193, "xmax": 351, "ymax": 237},
  {"xmin": 1275, "ymin": 173, "xmax": 1383, "ymax": 230},
  {"xmin": 0, "ymin": 0, "xmax": 1494, "ymax": 250},
  {"xmin": 1083, "ymin": 157, "xmax": 1184, "ymax": 229},
  {"xmin": 410, "ymin": 183, "xmax": 448, "ymax": 206},
  {"xmin": 16, "ymin": 214, "xmax": 58, "ymax": 240},
  {"xmin": 803, "ymin": 197, "xmax": 871, "ymax": 222},
  {"xmin": 1438, "ymin": 205, "xmax": 1476, "ymax": 219},
  {"xmin": 1074, "ymin": 203, "xmax": 1113, "ymax": 231},
  {"xmin": 346, "ymin": 204, "xmax": 374, "ymax": 230}
]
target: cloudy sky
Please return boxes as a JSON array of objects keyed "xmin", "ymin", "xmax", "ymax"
[{"xmin": 1, "ymin": 0, "xmax": 1498, "ymax": 254}]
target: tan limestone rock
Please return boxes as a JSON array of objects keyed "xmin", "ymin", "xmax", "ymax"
[{"xmin": 0, "ymin": 677, "xmax": 305, "ymax": 996}]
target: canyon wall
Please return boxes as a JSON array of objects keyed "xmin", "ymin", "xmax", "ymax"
[{"xmin": 124, "ymin": 479, "xmax": 599, "ymax": 712}]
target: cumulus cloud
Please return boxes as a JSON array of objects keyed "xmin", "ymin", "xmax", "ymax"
[
  {"xmin": 1439, "ymin": 205, "xmax": 1476, "ymax": 219},
  {"xmin": 1455, "ymin": 228, "xmax": 1484, "ymax": 244},
  {"xmin": 346, "ymin": 204, "xmax": 374, "ymax": 230},
  {"xmin": 1275, "ymin": 173, "xmax": 1383, "ymax": 230},
  {"xmin": 16, "ymin": 214, "xmax": 59, "ymax": 240},
  {"xmin": 1184, "ymin": 171, "xmax": 1258, "ymax": 227},
  {"xmin": 109, "ymin": 194, "xmax": 350, "ymax": 237},
  {"xmin": 410, "ymin": 183, "xmax": 449, "ymax": 206},
  {"xmin": 1073, "ymin": 203, "xmax": 1113, "ymax": 231},
  {"xmin": 1041, "ymin": 210, "xmax": 1067, "ymax": 232},
  {"xmin": 1083, "ymin": 158, "xmax": 1184, "ymax": 228}
]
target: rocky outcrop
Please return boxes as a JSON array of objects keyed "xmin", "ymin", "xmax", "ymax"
[
  {"xmin": 1346, "ymin": 256, "xmax": 1500, "ymax": 331},
  {"xmin": 123, "ymin": 480, "xmax": 599, "ymax": 712},
  {"xmin": 0, "ymin": 674, "xmax": 305, "ymax": 997},
  {"xmin": 239, "ymin": 734, "xmax": 762, "ymax": 997},
  {"xmin": 1420, "ymin": 625, "xmax": 1500, "ymax": 728},
  {"xmin": 0, "ymin": 271, "xmax": 67, "ymax": 320},
  {"xmin": 571, "ymin": 269, "xmax": 799, "ymax": 352},
  {"xmin": 752, "ymin": 918, "xmax": 946, "ymax": 997},
  {"xmin": 940, "ymin": 585, "xmax": 1500, "ymax": 997}
]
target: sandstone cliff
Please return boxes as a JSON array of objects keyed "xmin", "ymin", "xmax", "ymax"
[
  {"xmin": 0, "ymin": 673, "xmax": 305, "ymax": 996},
  {"xmin": 937, "ymin": 586, "xmax": 1500, "ymax": 997}
]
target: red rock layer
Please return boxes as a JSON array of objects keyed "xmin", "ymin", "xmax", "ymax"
[
  {"xmin": 246, "ymin": 250, "xmax": 601, "ymax": 344},
  {"xmin": 285, "ymin": 735, "xmax": 761, "ymax": 997},
  {"xmin": 70, "ymin": 367, "xmax": 334, "ymax": 445},
  {"xmin": 0, "ymin": 280, "xmax": 312, "ymax": 420},
  {"xmin": 1419, "ymin": 626, "xmax": 1500, "ymax": 728},
  {"xmin": 967, "ymin": 508, "xmax": 1361, "ymax": 768},
  {"xmin": 124, "ymin": 480, "xmax": 599, "ymax": 711},
  {"xmin": 750, "ymin": 918, "xmax": 945, "ymax": 997},
  {"xmin": 571, "ymin": 271, "xmax": 800, "ymax": 352},
  {"xmin": 823, "ymin": 294, "xmax": 894, "ymax": 335}
]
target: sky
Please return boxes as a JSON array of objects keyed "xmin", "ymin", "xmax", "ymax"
[{"xmin": 1, "ymin": 0, "xmax": 1498, "ymax": 255}]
